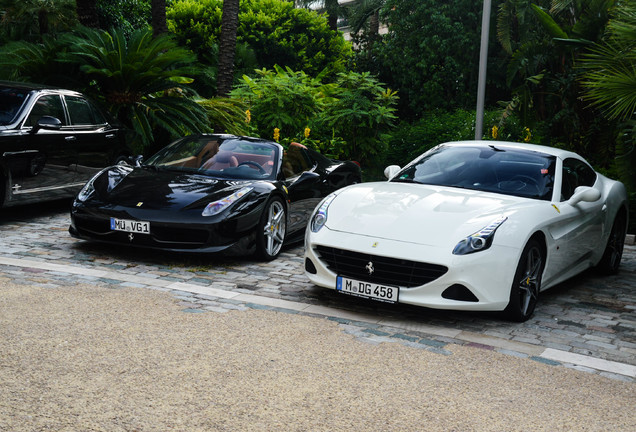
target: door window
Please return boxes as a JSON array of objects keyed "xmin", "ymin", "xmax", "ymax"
[
  {"xmin": 282, "ymin": 143, "xmax": 312, "ymax": 177},
  {"xmin": 25, "ymin": 94, "xmax": 66, "ymax": 127},
  {"xmin": 66, "ymin": 96, "xmax": 106, "ymax": 125},
  {"xmin": 561, "ymin": 158, "xmax": 597, "ymax": 201}
]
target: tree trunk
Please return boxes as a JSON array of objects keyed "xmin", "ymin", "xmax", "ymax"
[
  {"xmin": 216, "ymin": 0, "xmax": 240, "ymax": 98},
  {"xmin": 325, "ymin": 0, "xmax": 338, "ymax": 31},
  {"xmin": 76, "ymin": 0, "xmax": 100, "ymax": 28},
  {"xmin": 151, "ymin": 0, "xmax": 168, "ymax": 37}
]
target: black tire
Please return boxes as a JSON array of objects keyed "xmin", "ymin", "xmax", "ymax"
[
  {"xmin": 596, "ymin": 212, "xmax": 627, "ymax": 275},
  {"xmin": 504, "ymin": 239, "xmax": 544, "ymax": 322},
  {"xmin": 255, "ymin": 196, "xmax": 287, "ymax": 261},
  {"xmin": 114, "ymin": 155, "xmax": 131, "ymax": 166}
]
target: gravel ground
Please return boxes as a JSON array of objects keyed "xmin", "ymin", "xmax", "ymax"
[{"xmin": 1, "ymin": 280, "xmax": 634, "ymax": 432}]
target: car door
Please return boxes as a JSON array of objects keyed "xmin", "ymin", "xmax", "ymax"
[
  {"xmin": 283, "ymin": 143, "xmax": 322, "ymax": 234},
  {"xmin": 64, "ymin": 95, "xmax": 123, "ymax": 182},
  {"xmin": 6, "ymin": 93, "xmax": 79, "ymax": 201},
  {"xmin": 550, "ymin": 158, "xmax": 605, "ymax": 269}
]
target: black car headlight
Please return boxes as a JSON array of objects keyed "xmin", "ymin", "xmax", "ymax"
[
  {"xmin": 310, "ymin": 193, "xmax": 337, "ymax": 233},
  {"xmin": 76, "ymin": 166, "xmax": 133, "ymax": 203},
  {"xmin": 76, "ymin": 174, "xmax": 100, "ymax": 202},
  {"xmin": 452, "ymin": 216, "xmax": 508, "ymax": 255},
  {"xmin": 202, "ymin": 187, "xmax": 253, "ymax": 217}
]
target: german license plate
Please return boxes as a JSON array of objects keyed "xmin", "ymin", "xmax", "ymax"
[
  {"xmin": 336, "ymin": 276, "xmax": 399, "ymax": 303},
  {"xmin": 110, "ymin": 217, "xmax": 150, "ymax": 234}
]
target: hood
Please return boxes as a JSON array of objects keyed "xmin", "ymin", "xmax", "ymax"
[
  {"xmin": 93, "ymin": 166, "xmax": 252, "ymax": 211},
  {"xmin": 325, "ymin": 182, "xmax": 533, "ymax": 248}
]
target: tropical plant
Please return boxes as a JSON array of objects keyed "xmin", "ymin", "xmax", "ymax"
[
  {"xmin": 167, "ymin": 0, "xmax": 352, "ymax": 80},
  {"xmin": 198, "ymin": 97, "xmax": 250, "ymax": 136},
  {"xmin": 579, "ymin": 2, "xmax": 636, "ymax": 226},
  {"xmin": 371, "ymin": 0, "xmax": 487, "ymax": 116},
  {"xmin": 495, "ymin": 0, "xmax": 618, "ymax": 168},
  {"xmin": 315, "ymin": 71, "xmax": 398, "ymax": 164},
  {"xmin": 0, "ymin": 38, "xmax": 79, "ymax": 84},
  {"xmin": 231, "ymin": 66, "xmax": 334, "ymax": 140},
  {"xmin": 579, "ymin": 3, "xmax": 636, "ymax": 122},
  {"xmin": 0, "ymin": 0, "xmax": 78, "ymax": 43},
  {"xmin": 96, "ymin": 0, "xmax": 151, "ymax": 38},
  {"xmin": 61, "ymin": 27, "xmax": 208, "ymax": 152}
]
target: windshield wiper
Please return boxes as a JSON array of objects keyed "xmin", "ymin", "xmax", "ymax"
[{"xmin": 391, "ymin": 177, "xmax": 416, "ymax": 183}]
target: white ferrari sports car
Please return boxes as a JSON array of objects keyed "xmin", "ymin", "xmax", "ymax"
[{"xmin": 304, "ymin": 141, "xmax": 629, "ymax": 321}]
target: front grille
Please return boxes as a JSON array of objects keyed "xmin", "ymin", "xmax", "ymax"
[
  {"xmin": 315, "ymin": 245, "xmax": 447, "ymax": 288},
  {"xmin": 151, "ymin": 226, "xmax": 210, "ymax": 244}
]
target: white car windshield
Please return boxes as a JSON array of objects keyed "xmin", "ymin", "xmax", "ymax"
[{"xmin": 392, "ymin": 145, "xmax": 556, "ymax": 200}]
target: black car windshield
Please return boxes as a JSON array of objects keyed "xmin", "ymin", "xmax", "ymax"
[
  {"xmin": 392, "ymin": 145, "xmax": 556, "ymax": 200},
  {"xmin": 144, "ymin": 136, "xmax": 279, "ymax": 180},
  {"xmin": 0, "ymin": 87, "xmax": 29, "ymax": 125}
]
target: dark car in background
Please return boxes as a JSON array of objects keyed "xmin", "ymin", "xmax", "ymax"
[
  {"xmin": 0, "ymin": 81, "xmax": 128, "ymax": 208},
  {"xmin": 70, "ymin": 134, "xmax": 361, "ymax": 260}
]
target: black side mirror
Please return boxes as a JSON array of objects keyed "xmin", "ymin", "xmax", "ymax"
[
  {"xmin": 133, "ymin": 155, "xmax": 144, "ymax": 167},
  {"xmin": 30, "ymin": 116, "xmax": 62, "ymax": 134}
]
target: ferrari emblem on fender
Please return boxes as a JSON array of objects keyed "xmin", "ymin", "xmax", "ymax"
[
  {"xmin": 372, "ymin": 242, "xmax": 378, "ymax": 248},
  {"xmin": 136, "ymin": 202, "xmax": 143, "ymax": 207},
  {"xmin": 365, "ymin": 261, "xmax": 374, "ymax": 275}
]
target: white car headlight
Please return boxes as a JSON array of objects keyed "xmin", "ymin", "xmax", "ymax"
[
  {"xmin": 202, "ymin": 186, "xmax": 253, "ymax": 217},
  {"xmin": 452, "ymin": 216, "xmax": 508, "ymax": 255},
  {"xmin": 310, "ymin": 193, "xmax": 337, "ymax": 232}
]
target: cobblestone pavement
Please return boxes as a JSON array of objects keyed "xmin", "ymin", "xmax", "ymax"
[{"xmin": 1, "ymin": 200, "xmax": 635, "ymax": 381}]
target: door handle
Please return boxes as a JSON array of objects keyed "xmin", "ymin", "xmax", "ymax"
[
  {"xmin": 105, "ymin": 134, "xmax": 116, "ymax": 139},
  {"xmin": 65, "ymin": 136, "xmax": 77, "ymax": 141}
]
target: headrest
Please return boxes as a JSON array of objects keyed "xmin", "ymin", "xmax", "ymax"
[{"xmin": 215, "ymin": 151, "xmax": 234, "ymax": 163}]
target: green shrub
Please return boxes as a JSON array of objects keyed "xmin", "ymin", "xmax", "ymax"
[
  {"xmin": 382, "ymin": 108, "xmax": 489, "ymax": 167},
  {"xmin": 231, "ymin": 66, "xmax": 333, "ymax": 141},
  {"xmin": 232, "ymin": 68, "xmax": 398, "ymax": 166},
  {"xmin": 167, "ymin": 0, "xmax": 352, "ymax": 80}
]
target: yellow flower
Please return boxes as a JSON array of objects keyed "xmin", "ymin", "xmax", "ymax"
[
  {"xmin": 273, "ymin": 127, "xmax": 280, "ymax": 142},
  {"xmin": 245, "ymin": 109, "xmax": 251, "ymax": 124},
  {"xmin": 304, "ymin": 127, "xmax": 311, "ymax": 139},
  {"xmin": 491, "ymin": 125, "xmax": 498, "ymax": 139},
  {"xmin": 523, "ymin": 127, "xmax": 531, "ymax": 143}
]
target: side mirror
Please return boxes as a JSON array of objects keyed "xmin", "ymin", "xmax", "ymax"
[
  {"xmin": 384, "ymin": 165, "xmax": 401, "ymax": 180},
  {"xmin": 133, "ymin": 155, "xmax": 144, "ymax": 167},
  {"xmin": 30, "ymin": 116, "xmax": 62, "ymax": 134},
  {"xmin": 567, "ymin": 186, "xmax": 601, "ymax": 206}
]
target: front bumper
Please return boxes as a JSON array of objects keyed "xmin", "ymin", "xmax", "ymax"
[
  {"xmin": 69, "ymin": 203, "xmax": 262, "ymax": 255},
  {"xmin": 304, "ymin": 228, "xmax": 520, "ymax": 312}
]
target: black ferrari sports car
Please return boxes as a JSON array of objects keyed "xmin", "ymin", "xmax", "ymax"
[{"xmin": 69, "ymin": 134, "xmax": 361, "ymax": 260}]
